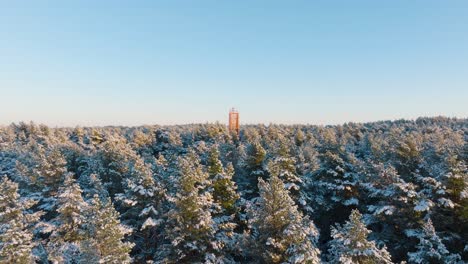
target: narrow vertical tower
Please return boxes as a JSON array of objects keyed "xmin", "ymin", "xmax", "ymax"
[{"xmin": 229, "ymin": 107, "xmax": 240, "ymax": 134}]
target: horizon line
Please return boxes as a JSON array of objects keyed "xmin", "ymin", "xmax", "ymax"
[{"xmin": 1, "ymin": 115, "xmax": 466, "ymax": 129}]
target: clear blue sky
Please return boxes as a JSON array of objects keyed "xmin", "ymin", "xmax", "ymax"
[{"xmin": 1, "ymin": 1, "xmax": 467, "ymax": 126}]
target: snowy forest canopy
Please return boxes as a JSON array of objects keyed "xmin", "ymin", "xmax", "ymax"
[{"xmin": 0, "ymin": 117, "xmax": 467, "ymax": 263}]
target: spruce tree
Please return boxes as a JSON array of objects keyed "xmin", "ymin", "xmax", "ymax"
[
  {"xmin": 249, "ymin": 172, "xmax": 320, "ymax": 263},
  {"xmin": 328, "ymin": 209, "xmax": 393, "ymax": 264}
]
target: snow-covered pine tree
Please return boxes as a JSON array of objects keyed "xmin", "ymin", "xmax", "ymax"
[
  {"xmin": 208, "ymin": 145, "xmax": 224, "ymax": 177},
  {"xmin": 78, "ymin": 172, "xmax": 108, "ymax": 202},
  {"xmin": 249, "ymin": 171, "xmax": 320, "ymax": 264},
  {"xmin": 131, "ymin": 129, "xmax": 154, "ymax": 159},
  {"xmin": 444, "ymin": 158, "xmax": 467, "ymax": 220},
  {"xmin": 362, "ymin": 162, "xmax": 420, "ymax": 260},
  {"xmin": 395, "ymin": 133, "xmax": 423, "ymax": 176},
  {"xmin": 294, "ymin": 128, "xmax": 306, "ymax": 147},
  {"xmin": 96, "ymin": 138, "xmax": 135, "ymax": 198},
  {"xmin": 115, "ymin": 154, "xmax": 166, "ymax": 262},
  {"xmin": 328, "ymin": 209, "xmax": 393, "ymax": 264},
  {"xmin": 47, "ymin": 174, "xmax": 87, "ymax": 263},
  {"xmin": 80, "ymin": 195, "xmax": 133, "ymax": 264},
  {"xmin": 407, "ymin": 219, "xmax": 461, "ymax": 264},
  {"xmin": 208, "ymin": 146, "xmax": 240, "ymax": 214},
  {"xmin": 213, "ymin": 162, "xmax": 240, "ymax": 214},
  {"xmin": 442, "ymin": 158, "xmax": 468, "ymax": 257},
  {"xmin": 314, "ymin": 150, "xmax": 360, "ymax": 210},
  {"xmin": 160, "ymin": 151, "xmax": 219, "ymax": 263},
  {"xmin": 295, "ymin": 141, "xmax": 319, "ymax": 178},
  {"xmin": 294, "ymin": 142, "xmax": 320, "ymax": 215},
  {"xmin": 18, "ymin": 145, "xmax": 67, "ymax": 194},
  {"xmin": 305, "ymin": 149, "xmax": 361, "ymax": 243},
  {"xmin": 245, "ymin": 141, "xmax": 266, "ymax": 174},
  {"xmin": 242, "ymin": 141, "xmax": 266, "ymax": 198},
  {"xmin": 267, "ymin": 151, "xmax": 301, "ymax": 201},
  {"xmin": 207, "ymin": 146, "xmax": 240, "ymax": 260},
  {"xmin": 16, "ymin": 144, "xmax": 68, "ymax": 216},
  {"xmin": 153, "ymin": 129, "xmax": 184, "ymax": 159},
  {"xmin": 55, "ymin": 174, "xmax": 87, "ymax": 242},
  {"xmin": 212, "ymin": 163, "xmax": 241, "ymax": 260},
  {"xmin": 70, "ymin": 126, "xmax": 85, "ymax": 146},
  {"xmin": 90, "ymin": 128, "xmax": 104, "ymax": 146},
  {"xmin": 0, "ymin": 176, "xmax": 40, "ymax": 264}
]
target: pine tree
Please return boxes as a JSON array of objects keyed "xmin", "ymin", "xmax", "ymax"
[
  {"xmin": 245, "ymin": 141, "xmax": 266, "ymax": 171},
  {"xmin": 96, "ymin": 139, "xmax": 135, "ymax": 197},
  {"xmin": 268, "ymin": 152, "xmax": 301, "ymax": 198},
  {"xmin": 295, "ymin": 142, "xmax": 320, "ymax": 214},
  {"xmin": 115, "ymin": 155, "xmax": 166, "ymax": 262},
  {"xmin": 249, "ymin": 172, "xmax": 320, "ymax": 264},
  {"xmin": 206, "ymin": 146, "xmax": 241, "ymax": 260},
  {"xmin": 47, "ymin": 174, "xmax": 87, "ymax": 263},
  {"xmin": 295, "ymin": 141, "xmax": 319, "ymax": 177},
  {"xmin": 208, "ymin": 146, "xmax": 240, "ymax": 214},
  {"xmin": 38, "ymin": 148, "xmax": 68, "ymax": 193},
  {"xmin": 445, "ymin": 159, "xmax": 467, "ymax": 218},
  {"xmin": 212, "ymin": 163, "xmax": 241, "ymax": 261},
  {"xmin": 328, "ymin": 209, "xmax": 393, "ymax": 264},
  {"xmin": 78, "ymin": 173, "xmax": 108, "ymax": 202},
  {"xmin": 212, "ymin": 163, "xmax": 239, "ymax": 214},
  {"xmin": 207, "ymin": 145, "xmax": 224, "ymax": 177},
  {"xmin": 307, "ymin": 148, "xmax": 361, "ymax": 219},
  {"xmin": 17, "ymin": 145, "xmax": 67, "ymax": 194},
  {"xmin": 80, "ymin": 195, "xmax": 133, "ymax": 264},
  {"xmin": 16, "ymin": 144, "xmax": 68, "ymax": 215},
  {"xmin": 443, "ymin": 159, "xmax": 468, "ymax": 258},
  {"xmin": 407, "ymin": 219, "xmax": 461, "ymax": 264},
  {"xmin": 161, "ymin": 152, "xmax": 218, "ymax": 263},
  {"xmin": 362, "ymin": 163, "xmax": 420, "ymax": 259},
  {"xmin": 395, "ymin": 134, "xmax": 423, "ymax": 175},
  {"xmin": 0, "ymin": 177, "xmax": 40, "ymax": 264},
  {"xmin": 305, "ymin": 150, "xmax": 361, "ymax": 242},
  {"xmin": 55, "ymin": 175, "xmax": 87, "ymax": 242},
  {"xmin": 242, "ymin": 141, "xmax": 267, "ymax": 198}
]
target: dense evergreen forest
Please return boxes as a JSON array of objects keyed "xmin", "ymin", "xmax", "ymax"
[{"xmin": 0, "ymin": 117, "xmax": 466, "ymax": 263}]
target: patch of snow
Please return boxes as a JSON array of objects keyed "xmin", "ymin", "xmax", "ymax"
[
  {"xmin": 414, "ymin": 199, "xmax": 434, "ymax": 212},
  {"xmin": 344, "ymin": 198, "xmax": 359, "ymax": 205}
]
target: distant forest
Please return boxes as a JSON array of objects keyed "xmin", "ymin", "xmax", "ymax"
[{"xmin": 0, "ymin": 117, "xmax": 466, "ymax": 263}]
